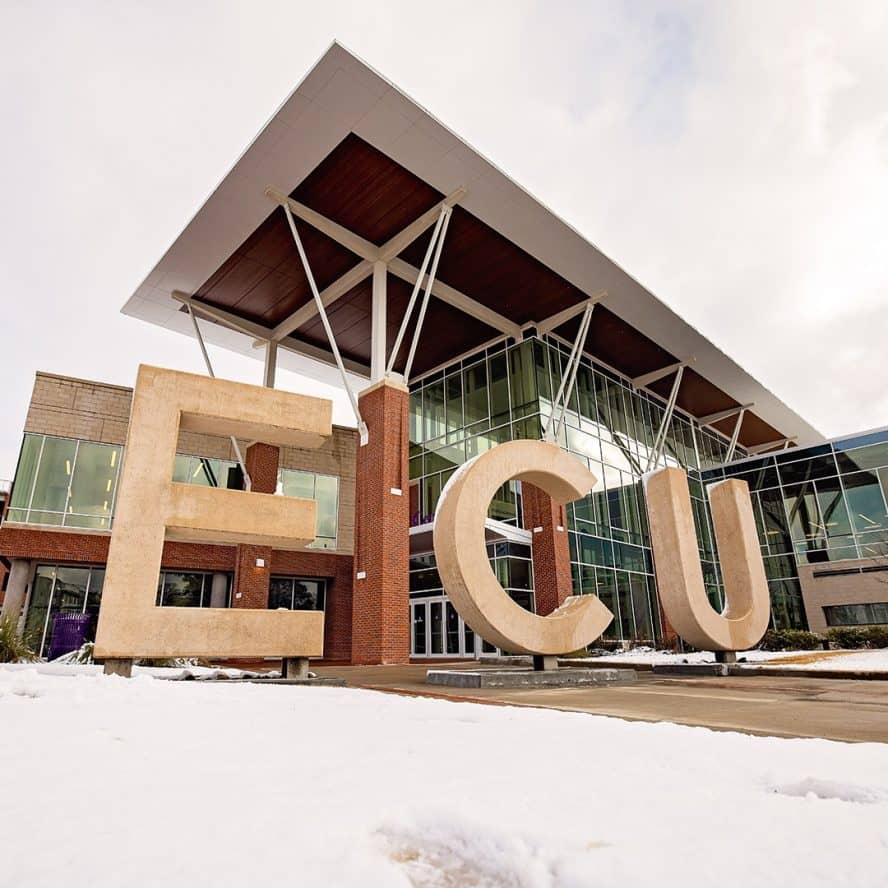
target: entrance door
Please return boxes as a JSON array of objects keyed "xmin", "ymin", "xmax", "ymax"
[{"xmin": 410, "ymin": 597, "xmax": 478, "ymax": 658}]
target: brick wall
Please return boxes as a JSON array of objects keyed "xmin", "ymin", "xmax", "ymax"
[
  {"xmin": 0, "ymin": 524, "xmax": 353, "ymax": 657},
  {"xmin": 521, "ymin": 482, "xmax": 573, "ymax": 616},
  {"xmin": 351, "ymin": 380, "xmax": 410, "ymax": 664},
  {"xmin": 273, "ymin": 549, "xmax": 353, "ymax": 661}
]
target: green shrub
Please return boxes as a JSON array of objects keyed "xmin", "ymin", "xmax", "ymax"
[
  {"xmin": 826, "ymin": 626, "xmax": 888, "ymax": 649},
  {"xmin": 758, "ymin": 628, "xmax": 824, "ymax": 651},
  {"xmin": 826, "ymin": 627, "xmax": 870, "ymax": 649},
  {"xmin": 862, "ymin": 625, "xmax": 888, "ymax": 648},
  {"xmin": 0, "ymin": 616, "xmax": 38, "ymax": 663}
]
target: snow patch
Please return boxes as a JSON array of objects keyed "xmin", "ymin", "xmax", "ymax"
[{"xmin": 772, "ymin": 778, "xmax": 888, "ymax": 805}]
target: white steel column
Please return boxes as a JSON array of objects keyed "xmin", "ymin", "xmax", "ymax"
[
  {"xmin": 402, "ymin": 206, "xmax": 452, "ymax": 383},
  {"xmin": 386, "ymin": 206, "xmax": 448, "ymax": 377},
  {"xmin": 263, "ymin": 341, "xmax": 278, "ymax": 388},
  {"xmin": 371, "ymin": 260, "xmax": 387, "ymax": 382},
  {"xmin": 281, "ymin": 202, "xmax": 369, "ymax": 444},
  {"xmin": 724, "ymin": 407, "xmax": 746, "ymax": 462},
  {"xmin": 543, "ymin": 301, "xmax": 595, "ymax": 443}
]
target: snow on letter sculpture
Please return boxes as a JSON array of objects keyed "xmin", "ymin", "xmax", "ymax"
[
  {"xmin": 433, "ymin": 440, "xmax": 613, "ymax": 655},
  {"xmin": 644, "ymin": 466, "xmax": 770, "ymax": 651},
  {"xmin": 93, "ymin": 365, "xmax": 331, "ymax": 660}
]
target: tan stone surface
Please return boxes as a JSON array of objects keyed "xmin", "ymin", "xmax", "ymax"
[
  {"xmin": 645, "ymin": 467, "xmax": 770, "ymax": 652},
  {"xmin": 797, "ymin": 556, "xmax": 888, "ymax": 633},
  {"xmin": 433, "ymin": 440, "xmax": 613, "ymax": 655},
  {"xmin": 94, "ymin": 366, "xmax": 331, "ymax": 659}
]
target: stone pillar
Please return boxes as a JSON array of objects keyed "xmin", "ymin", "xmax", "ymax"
[
  {"xmin": 351, "ymin": 379, "xmax": 410, "ymax": 665},
  {"xmin": 0, "ymin": 559, "xmax": 31, "ymax": 623},
  {"xmin": 231, "ymin": 443, "xmax": 279, "ymax": 609},
  {"xmin": 521, "ymin": 483, "xmax": 573, "ymax": 616},
  {"xmin": 209, "ymin": 572, "xmax": 229, "ymax": 608}
]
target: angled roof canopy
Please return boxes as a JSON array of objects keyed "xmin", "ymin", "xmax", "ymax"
[{"xmin": 123, "ymin": 41, "xmax": 821, "ymax": 451}]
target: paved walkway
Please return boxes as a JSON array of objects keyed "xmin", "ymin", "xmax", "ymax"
[{"xmin": 312, "ymin": 662, "xmax": 888, "ymax": 743}]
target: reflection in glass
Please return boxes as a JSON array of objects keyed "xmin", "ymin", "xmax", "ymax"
[
  {"xmin": 412, "ymin": 604, "xmax": 427, "ymax": 654},
  {"xmin": 430, "ymin": 602, "xmax": 443, "ymax": 654}
]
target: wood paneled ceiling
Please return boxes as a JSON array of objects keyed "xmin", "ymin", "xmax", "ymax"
[{"xmin": 191, "ymin": 133, "xmax": 785, "ymax": 450}]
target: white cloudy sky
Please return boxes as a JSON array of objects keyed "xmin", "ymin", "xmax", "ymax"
[{"xmin": 1, "ymin": 1, "xmax": 887, "ymax": 478}]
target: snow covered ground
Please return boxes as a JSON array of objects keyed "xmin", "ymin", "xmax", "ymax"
[
  {"xmin": 592, "ymin": 647, "xmax": 888, "ymax": 672},
  {"xmin": 1, "ymin": 668, "xmax": 887, "ymax": 887}
]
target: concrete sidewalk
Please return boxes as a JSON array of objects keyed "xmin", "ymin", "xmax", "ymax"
[{"xmin": 312, "ymin": 662, "xmax": 888, "ymax": 744}]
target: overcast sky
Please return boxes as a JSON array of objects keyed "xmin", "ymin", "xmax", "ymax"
[{"xmin": 1, "ymin": 1, "xmax": 887, "ymax": 478}]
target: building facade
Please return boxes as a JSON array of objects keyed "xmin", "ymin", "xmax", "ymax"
[
  {"xmin": 2, "ymin": 44, "xmax": 885, "ymax": 662},
  {"xmin": 0, "ymin": 373, "xmax": 356, "ymax": 660}
]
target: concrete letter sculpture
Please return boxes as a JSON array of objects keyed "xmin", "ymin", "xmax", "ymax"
[
  {"xmin": 433, "ymin": 440, "xmax": 613, "ymax": 654},
  {"xmin": 94, "ymin": 365, "xmax": 331, "ymax": 661},
  {"xmin": 644, "ymin": 466, "xmax": 770, "ymax": 651}
]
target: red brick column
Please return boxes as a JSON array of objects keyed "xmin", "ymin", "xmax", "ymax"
[
  {"xmin": 521, "ymin": 482, "xmax": 574, "ymax": 616},
  {"xmin": 231, "ymin": 442, "xmax": 279, "ymax": 608},
  {"xmin": 351, "ymin": 379, "xmax": 410, "ymax": 664},
  {"xmin": 245, "ymin": 442, "xmax": 279, "ymax": 494}
]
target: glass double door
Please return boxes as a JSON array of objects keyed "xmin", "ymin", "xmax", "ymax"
[
  {"xmin": 411, "ymin": 597, "xmax": 477, "ymax": 658},
  {"xmin": 23, "ymin": 565, "xmax": 105, "ymax": 657}
]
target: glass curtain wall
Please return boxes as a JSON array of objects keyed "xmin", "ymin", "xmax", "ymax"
[
  {"xmin": 7, "ymin": 435, "xmax": 122, "ymax": 529},
  {"xmin": 6, "ymin": 434, "xmax": 243, "ymax": 530},
  {"xmin": 408, "ymin": 335, "xmax": 746, "ymax": 644},
  {"xmin": 708, "ymin": 428, "xmax": 888, "ymax": 629}
]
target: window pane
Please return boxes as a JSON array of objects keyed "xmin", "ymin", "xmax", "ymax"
[
  {"xmin": 172, "ymin": 454, "xmax": 193, "ymax": 483},
  {"xmin": 9, "ymin": 434, "xmax": 42, "ymax": 509},
  {"xmin": 67, "ymin": 442, "xmax": 120, "ymax": 527},
  {"xmin": 423, "ymin": 381, "xmax": 445, "ymax": 442},
  {"xmin": 445, "ymin": 372, "xmax": 463, "ymax": 434},
  {"xmin": 412, "ymin": 605, "xmax": 427, "ymax": 655},
  {"xmin": 445, "ymin": 602, "xmax": 460, "ymax": 654},
  {"xmin": 488, "ymin": 353, "xmax": 510, "ymax": 424},
  {"xmin": 463, "ymin": 361, "xmax": 488, "ymax": 427},
  {"xmin": 814, "ymin": 477, "xmax": 852, "ymax": 539},
  {"xmin": 280, "ymin": 470, "xmax": 315, "ymax": 500},
  {"xmin": 314, "ymin": 475, "xmax": 339, "ymax": 540},
  {"xmin": 430, "ymin": 602, "xmax": 443, "ymax": 654},
  {"xmin": 269, "ymin": 577, "xmax": 293, "ymax": 609},
  {"xmin": 158, "ymin": 572, "xmax": 204, "ymax": 607},
  {"xmin": 42, "ymin": 567, "xmax": 89, "ymax": 657},
  {"xmin": 30, "ymin": 437, "xmax": 77, "ymax": 514},
  {"xmin": 85, "ymin": 569, "xmax": 105, "ymax": 641},
  {"xmin": 292, "ymin": 580, "xmax": 324, "ymax": 611},
  {"xmin": 24, "ymin": 566, "xmax": 56, "ymax": 653}
]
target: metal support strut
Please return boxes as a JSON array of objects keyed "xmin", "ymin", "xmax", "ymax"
[
  {"xmin": 281, "ymin": 203, "xmax": 370, "ymax": 445},
  {"xmin": 186, "ymin": 303, "xmax": 253, "ymax": 491},
  {"xmin": 543, "ymin": 301, "xmax": 595, "ymax": 443},
  {"xmin": 387, "ymin": 205, "xmax": 453, "ymax": 383},
  {"xmin": 724, "ymin": 407, "xmax": 746, "ymax": 463},
  {"xmin": 645, "ymin": 365, "xmax": 685, "ymax": 473}
]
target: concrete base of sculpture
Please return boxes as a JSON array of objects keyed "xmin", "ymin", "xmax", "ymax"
[
  {"xmin": 427, "ymin": 667, "xmax": 636, "ymax": 689},
  {"xmin": 652, "ymin": 662, "xmax": 731, "ymax": 677}
]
